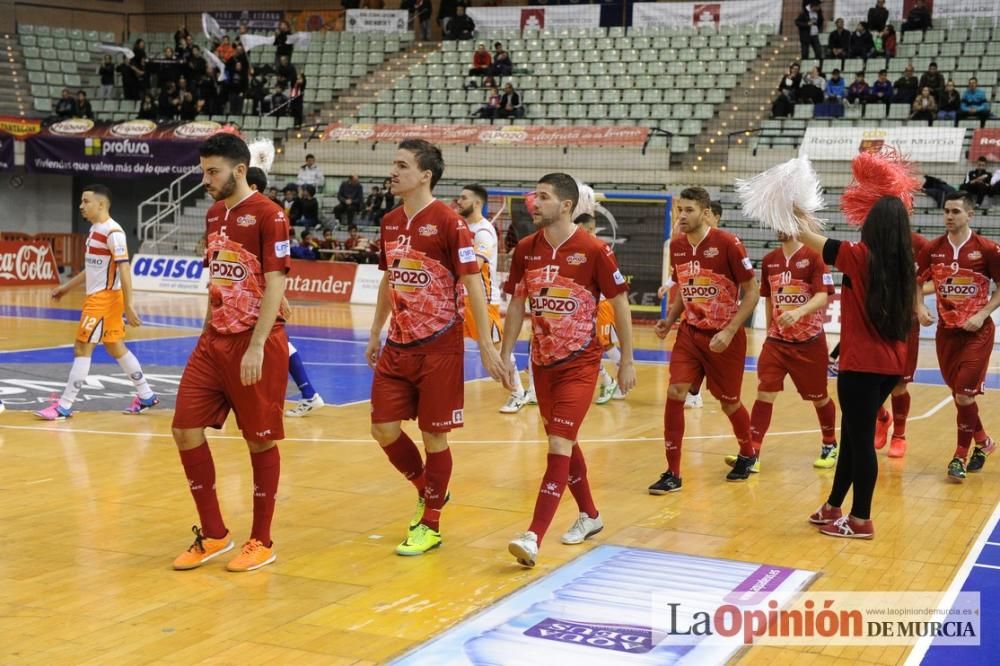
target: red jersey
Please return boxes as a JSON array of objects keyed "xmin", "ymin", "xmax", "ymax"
[
  {"xmin": 670, "ymin": 227, "xmax": 755, "ymax": 331},
  {"xmin": 917, "ymin": 231, "xmax": 1000, "ymax": 329},
  {"xmin": 911, "ymin": 232, "xmax": 929, "ymax": 263},
  {"xmin": 204, "ymin": 191, "xmax": 290, "ymax": 335},
  {"xmin": 760, "ymin": 245, "xmax": 834, "ymax": 342},
  {"xmin": 826, "ymin": 240, "xmax": 906, "ymax": 374},
  {"xmin": 505, "ymin": 226, "xmax": 627, "ymax": 367},
  {"xmin": 379, "ymin": 199, "xmax": 479, "ymax": 353}
]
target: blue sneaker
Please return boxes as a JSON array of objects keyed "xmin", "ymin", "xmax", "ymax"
[{"xmin": 123, "ymin": 394, "xmax": 159, "ymax": 414}]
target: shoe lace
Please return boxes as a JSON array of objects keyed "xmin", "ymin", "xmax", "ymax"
[
  {"xmin": 240, "ymin": 539, "xmax": 263, "ymax": 555},
  {"xmin": 187, "ymin": 525, "xmax": 206, "ymax": 554},
  {"xmin": 832, "ymin": 516, "xmax": 852, "ymax": 534}
]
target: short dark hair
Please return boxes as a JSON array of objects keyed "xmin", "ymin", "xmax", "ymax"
[
  {"xmin": 538, "ymin": 173, "xmax": 580, "ymax": 213},
  {"xmin": 83, "ymin": 183, "xmax": 112, "ymax": 204},
  {"xmin": 246, "ymin": 166, "xmax": 268, "ymax": 191},
  {"xmin": 398, "ymin": 138, "xmax": 444, "ymax": 188},
  {"xmin": 303, "ymin": 184, "xmax": 316, "ymax": 196},
  {"xmin": 463, "ymin": 184, "xmax": 489, "ymax": 204},
  {"xmin": 348, "ymin": 224, "xmax": 359, "ymax": 232},
  {"xmin": 710, "ymin": 201, "xmax": 723, "ymax": 219},
  {"xmin": 832, "ymin": 68, "xmax": 841, "ymax": 74},
  {"xmin": 878, "ymin": 69, "xmax": 887, "ymax": 75},
  {"xmin": 306, "ymin": 153, "xmax": 315, "ymax": 160},
  {"xmin": 929, "ymin": 61, "xmax": 938, "ymax": 68},
  {"xmin": 944, "ymin": 191, "xmax": 975, "ymax": 211},
  {"xmin": 678, "ymin": 186, "xmax": 711, "ymax": 209},
  {"xmin": 574, "ymin": 212, "xmax": 596, "ymax": 226},
  {"xmin": 199, "ymin": 132, "xmax": 250, "ymax": 166},
  {"xmin": 856, "ymin": 71, "xmax": 865, "ymax": 77}
]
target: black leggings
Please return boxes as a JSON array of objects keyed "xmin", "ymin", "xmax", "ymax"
[{"xmin": 828, "ymin": 371, "xmax": 899, "ymax": 520}]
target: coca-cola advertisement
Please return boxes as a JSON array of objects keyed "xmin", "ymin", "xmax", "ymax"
[
  {"xmin": 969, "ymin": 128, "xmax": 1000, "ymax": 163},
  {"xmin": 285, "ymin": 260, "xmax": 358, "ymax": 302},
  {"xmin": 0, "ymin": 241, "xmax": 61, "ymax": 286},
  {"xmin": 0, "ymin": 131, "xmax": 12, "ymax": 171}
]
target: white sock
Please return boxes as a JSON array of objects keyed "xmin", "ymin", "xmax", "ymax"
[
  {"xmin": 59, "ymin": 357, "xmax": 92, "ymax": 410},
  {"xmin": 526, "ymin": 356, "xmax": 535, "ymax": 392},
  {"xmin": 117, "ymin": 350, "xmax": 154, "ymax": 400},
  {"xmin": 605, "ymin": 346, "xmax": 621, "ymax": 366},
  {"xmin": 510, "ymin": 353, "xmax": 525, "ymax": 395},
  {"xmin": 598, "ymin": 365, "xmax": 613, "ymax": 387},
  {"xmin": 288, "ymin": 340, "xmax": 297, "ymax": 355}
]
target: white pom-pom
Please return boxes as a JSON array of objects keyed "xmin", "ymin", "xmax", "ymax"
[
  {"xmin": 573, "ymin": 181, "xmax": 596, "ymax": 220},
  {"xmin": 735, "ymin": 156, "xmax": 825, "ymax": 236},
  {"xmin": 248, "ymin": 138, "xmax": 275, "ymax": 173}
]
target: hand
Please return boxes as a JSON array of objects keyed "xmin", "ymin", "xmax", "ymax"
[
  {"xmin": 617, "ymin": 360, "xmax": 637, "ymax": 394},
  {"xmin": 916, "ymin": 303, "xmax": 935, "ymax": 327},
  {"xmin": 962, "ymin": 311, "xmax": 987, "ymax": 332},
  {"xmin": 479, "ymin": 345, "xmax": 508, "ymax": 387},
  {"xmin": 240, "ymin": 343, "xmax": 264, "ymax": 386},
  {"xmin": 709, "ymin": 328, "xmax": 736, "ymax": 353},
  {"xmin": 776, "ymin": 308, "xmax": 803, "ymax": 328},
  {"xmin": 124, "ymin": 305, "xmax": 142, "ymax": 327},
  {"xmin": 500, "ymin": 353, "xmax": 518, "ymax": 392},
  {"xmin": 657, "ymin": 282, "xmax": 674, "ymax": 299},
  {"xmin": 365, "ymin": 334, "xmax": 382, "ymax": 369},
  {"xmin": 654, "ymin": 319, "xmax": 671, "ymax": 340},
  {"xmin": 50, "ymin": 285, "xmax": 65, "ymax": 301}
]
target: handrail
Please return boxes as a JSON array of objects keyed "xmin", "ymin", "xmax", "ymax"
[{"xmin": 137, "ymin": 166, "xmax": 202, "ymax": 253}]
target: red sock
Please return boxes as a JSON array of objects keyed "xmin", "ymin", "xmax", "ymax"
[
  {"xmin": 955, "ymin": 402, "xmax": 979, "ymax": 461},
  {"xmin": 382, "ymin": 432, "xmax": 426, "ymax": 495},
  {"xmin": 974, "ymin": 416, "xmax": 988, "ymax": 445},
  {"xmin": 815, "ymin": 400, "xmax": 837, "ymax": 445},
  {"xmin": 749, "ymin": 400, "xmax": 774, "ymax": 452},
  {"xmin": 664, "ymin": 398, "xmax": 686, "ymax": 477},
  {"xmin": 179, "ymin": 443, "xmax": 227, "ymax": 540},
  {"xmin": 250, "ymin": 446, "xmax": 280, "ymax": 547},
  {"xmin": 891, "ymin": 392, "xmax": 911, "ymax": 438},
  {"xmin": 420, "ymin": 448, "xmax": 452, "ymax": 531},
  {"xmin": 727, "ymin": 404, "xmax": 754, "ymax": 457},
  {"xmin": 528, "ymin": 453, "xmax": 570, "ymax": 545},
  {"xmin": 568, "ymin": 444, "xmax": 598, "ymax": 519}
]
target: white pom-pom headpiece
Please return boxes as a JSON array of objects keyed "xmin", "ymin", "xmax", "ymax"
[
  {"xmin": 248, "ymin": 138, "xmax": 275, "ymax": 174},
  {"xmin": 735, "ymin": 156, "xmax": 825, "ymax": 236},
  {"xmin": 573, "ymin": 181, "xmax": 596, "ymax": 220}
]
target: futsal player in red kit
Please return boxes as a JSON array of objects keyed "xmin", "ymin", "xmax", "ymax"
[
  {"xmin": 367, "ymin": 139, "xmax": 505, "ymax": 556},
  {"xmin": 502, "ymin": 173, "xmax": 635, "ymax": 567},
  {"xmin": 916, "ymin": 192, "xmax": 1000, "ymax": 481},
  {"xmin": 171, "ymin": 132, "xmax": 290, "ymax": 572},
  {"xmin": 651, "ymin": 187, "xmax": 759, "ymax": 491}
]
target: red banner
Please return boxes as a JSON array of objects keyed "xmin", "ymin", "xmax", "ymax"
[
  {"xmin": 322, "ymin": 123, "xmax": 650, "ymax": 147},
  {"xmin": 970, "ymin": 128, "xmax": 1000, "ymax": 162},
  {"xmin": 0, "ymin": 115, "xmax": 42, "ymax": 139},
  {"xmin": 285, "ymin": 260, "xmax": 357, "ymax": 302},
  {"xmin": 0, "ymin": 241, "xmax": 60, "ymax": 286}
]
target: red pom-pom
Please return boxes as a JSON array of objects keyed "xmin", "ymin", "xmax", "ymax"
[
  {"xmin": 214, "ymin": 123, "xmax": 243, "ymax": 139},
  {"xmin": 524, "ymin": 192, "xmax": 537, "ymax": 216},
  {"xmin": 841, "ymin": 148, "xmax": 923, "ymax": 226}
]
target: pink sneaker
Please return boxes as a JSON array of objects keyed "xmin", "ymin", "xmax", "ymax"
[
  {"xmin": 35, "ymin": 403, "xmax": 73, "ymax": 421},
  {"xmin": 123, "ymin": 394, "xmax": 159, "ymax": 414},
  {"xmin": 809, "ymin": 503, "xmax": 843, "ymax": 525},
  {"xmin": 819, "ymin": 515, "xmax": 874, "ymax": 539}
]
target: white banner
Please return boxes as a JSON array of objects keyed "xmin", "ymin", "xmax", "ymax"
[
  {"xmin": 632, "ymin": 0, "xmax": 782, "ymax": 30},
  {"xmin": 132, "ymin": 254, "xmax": 209, "ymax": 294},
  {"xmin": 351, "ymin": 263, "xmax": 383, "ymax": 305},
  {"xmin": 834, "ymin": 0, "xmax": 1000, "ymax": 24},
  {"xmin": 798, "ymin": 126, "xmax": 966, "ymax": 163},
  {"xmin": 345, "ymin": 9, "xmax": 409, "ymax": 33},
  {"xmin": 466, "ymin": 5, "xmax": 601, "ymax": 30}
]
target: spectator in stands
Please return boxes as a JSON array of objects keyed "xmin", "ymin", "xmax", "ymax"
[
  {"xmin": 867, "ymin": 0, "xmax": 888, "ymax": 33},
  {"xmin": 919, "ymin": 62, "xmax": 945, "ymax": 101},
  {"xmin": 319, "ymin": 228, "xmax": 341, "ymax": 256},
  {"xmin": 437, "ymin": 0, "xmax": 461, "ymax": 35},
  {"xmin": 493, "ymin": 42, "xmax": 513, "ymax": 76},
  {"xmin": 298, "ymin": 185, "xmax": 321, "ymax": 229},
  {"xmin": 298, "ymin": 154, "xmax": 325, "ymax": 189},
  {"xmin": 119, "ymin": 55, "xmax": 143, "ymax": 101},
  {"xmin": 248, "ymin": 73, "xmax": 268, "ymax": 115},
  {"xmin": 282, "ymin": 185, "xmax": 302, "ymax": 222},
  {"xmin": 215, "ymin": 36, "xmax": 236, "ymax": 62},
  {"xmin": 158, "ymin": 81, "xmax": 180, "ymax": 120},
  {"xmin": 447, "ymin": 6, "xmax": 476, "ymax": 41},
  {"xmin": 133, "ymin": 38, "xmax": 146, "ymax": 63},
  {"xmin": 54, "ymin": 88, "xmax": 77, "ymax": 118},
  {"xmin": 187, "ymin": 46, "xmax": 207, "ymax": 82},
  {"xmin": 910, "ymin": 86, "xmax": 937, "ymax": 121},
  {"xmin": 795, "ymin": 2, "xmax": 825, "ymax": 61},
  {"xmin": 229, "ymin": 45, "xmax": 252, "ymax": 79},
  {"xmin": 267, "ymin": 85, "xmax": 290, "ymax": 115},
  {"xmin": 828, "ymin": 18, "xmax": 851, "ymax": 59},
  {"xmin": 200, "ymin": 70, "xmax": 222, "ymax": 115},
  {"xmin": 959, "ymin": 77, "xmax": 991, "ymax": 125},
  {"xmin": 98, "ymin": 55, "xmax": 115, "ymax": 99},
  {"xmin": 938, "ymin": 80, "xmax": 961, "ymax": 121},
  {"xmin": 227, "ymin": 60, "xmax": 249, "ymax": 115},
  {"xmin": 893, "ymin": 64, "xmax": 918, "ymax": 104},
  {"xmin": 901, "ymin": 0, "xmax": 932, "ymax": 33},
  {"xmin": 922, "ymin": 175, "xmax": 957, "ymax": 208},
  {"xmin": 772, "ymin": 63, "xmax": 801, "ymax": 116},
  {"xmin": 365, "ymin": 186, "xmax": 385, "ymax": 221},
  {"xmin": 960, "ymin": 157, "xmax": 993, "ymax": 205},
  {"xmin": 878, "ymin": 25, "xmax": 896, "ymax": 58},
  {"xmin": 799, "ymin": 66, "xmax": 827, "ymax": 104},
  {"xmin": 869, "ymin": 69, "xmax": 893, "ymax": 105},
  {"xmin": 137, "ymin": 94, "xmax": 156, "ymax": 121},
  {"xmin": 497, "ymin": 82, "xmax": 523, "ymax": 119},
  {"xmin": 345, "ymin": 224, "xmax": 377, "ymax": 263},
  {"xmin": 334, "ymin": 175, "xmax": 364, "ymax": 226},
  {"xmin": 275, "ymin": 20, "xmax": 294, "ymax": 62},
  {"xmin": 76, "ymin": 90, "xmax": 94, "ymax": 120},
  {"xmin": 846, "ymin": 71, "xmax": 870, "ymax": 104},
  {"xmin": 826, "ymin": 68, "xmax": 846, "ymax": 100},
  {"xmin": 403, "ymin": 0, "xmax": 433, "ymax": 41},
  {"xmin": 174, "ymin": 25, "xmax": 190, "ymax": 51},
  {"xmin": 276, "ymin": 55, "xmax": 297, "ymax": 88},
  {"xmin": 473, "ymin": 86, "xmax": 501, "ymax": 119},
  {"xmin": 179, "ymin": 92, "xmax": 198, "ymax": 120},
  {"xmin": 380, "ymin": 177, "xmax": 395, "ymax": 218},
  {"xmin": 849, "ymin": 22, "xmax": 875, "ymax": 59},
  {"xmin": 266, "ymin": 186, "xmax": 281, "ymax": 206},
  {"xmin": 470, "ymin": 43, "xmax": 492, "ymax": 75},
  {"xmin": 156, "ymin": 47, "xmax": 180, "ymax": 87},
  {"xmin": 290, "ymin": 73, "xmax": 306, "ymax": 126},
  {"xmin": 292, "ymin": 230, "xmax": 320, "ymax": 261}
]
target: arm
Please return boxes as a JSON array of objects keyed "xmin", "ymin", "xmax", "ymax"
[
  {"xmin": 51, "ymin": 270, "xmax": 86, "ymax": 300},
  {"xmin": 118, "ymin": 262, "xmax": 142, "ymax": 326},
  {"xmin": 499, "ymin": 294, "xmax": 525, "ymax": 391},
  {"xmin": 365, "ymin": 272, "xmax": 393, "ymax": 368},
  {"xmin": 654, "ymin": 289, "xmax": 685, "ymax": 339},
  {"xmin": 963, "ymin": 283, "xmax": 1000, "ymax": 332},
  {"xmin": 797, "ymin": 226, "xmax": 828, "ymax": 255},
  {"xmin": 710, "ymin": 277, "xmax": 759, "ymax": 353},
  {"xmin": 461, "ymin": 272, "xmax": 506, "ymax": 384},
  {"xmin": 609, "ymin": 292, "xmax": 636, "ymax": 393},
  {"xmin": 240, "ymin": 270, "xmax": 286, "ymax": 386},
  {"xmin": 777, "ymin": 291, "xmax": 827, "ymax": 328}
]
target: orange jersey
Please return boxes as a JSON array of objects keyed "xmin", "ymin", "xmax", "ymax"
[{"xmin": 596, "ymin": 299, "xmax": 616, "ymax": 349}]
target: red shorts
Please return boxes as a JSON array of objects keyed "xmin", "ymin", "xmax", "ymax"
[
  {"xmin": 902, "ymin": 320, "xmax": 920, "ymax": 383},
  {"xmin": 669, "ymin": 323, "xmax": 747, "ymax": 403},
  {"xmin": 936, "ymin": 322, "xmax": 993, "ymax": 397},
  {"xmin": 371, "ymin": 345, "xmax": 464, "ymax": 433},
  {"xmin": 173, "ymin": 325, "xmax": 289, "ymax": 441},
  {"xmin": 757, "ymin": 335, "xmax": 830, "ymax": 401},
  {"xmin": 533, "ymin": 359, "xmax": 599, "ymax": 440}
]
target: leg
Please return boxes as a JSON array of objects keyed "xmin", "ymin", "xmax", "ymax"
[
  {"xmin": 663, "ymin": 382, "xmax": 692, "ymax": 478},
  {"xmin": 371, "ymin": 347, "xmax": 425, "ymax": 495},
  {"xmin": 526, "ymin": 434, "xmax": 574, "ymax": 545},
  {"xmin": 58, "ymin": 340, "xmax": 96, "ymax": 411},
  {"xmin": 417, "ymin": 430, "xmax": 451, "ymax": 531},
  {"xmin": 286, "ymin": 340, "xmax": 324, "ymax": 417},
  {"xmin": 847, "ymin": 374, "xmax": 897, "ymax": 521},
  {"xmin": 750, "ymin": 392, "xmax": 778, "ymax": 452},
  {"xmin": 721, "ymin": 399, "xmax": 754, "ymax": 458},
  {"xmin": 372, "ymin": 420, "xmax": 426, "ymax": 494},
  {"xmin": 106, "ymin": 340, "xmax": 158, "ymax": 412}
]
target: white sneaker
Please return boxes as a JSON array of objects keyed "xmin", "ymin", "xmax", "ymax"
[
  {"xmin": 285, "ymin": 394, "xmax": 325, "ymax": 417},
  {"xmin": 499, "ymin": 392, "xmax": 527, "ymax": 414},
  {"xmin": 508, "ymin": 531, "xmax": 539, "ymax": 567},
  {"xmin": 524, "ymin": 390, "xmax": 537, "ymax": 405},
  {"xmin": 595, "ymin": 380, "xmax": 617, "ymax": 405},
  {"xmin": 0, "ymin": 400, "xmax": 5, "ymax": 415},
  {"xmin": 561, "ymin": 513, "xmax": 604, "ymax": 545},
  {"xmin": 612, "ymin": 386, "xmax": 626, "ymax": 400},
  {"xmin": 684, "ymin": 392, "xmax": 703, "ymax": 409}
]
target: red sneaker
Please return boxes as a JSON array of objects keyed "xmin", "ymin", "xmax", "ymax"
[
  {"xmin": 874, "ymin": 410, "xmax": 891, "ymax": 450},
  {"xmin": 888, "ymin": 435, "xmax": 907, "ymax": 458},
  {"xmin": 819, "ymin": 516, "xmax": 874, "ymax": 539},
  {"xmin": 808, "ymin": 504, "xmax": 843, "ymax": 525}
]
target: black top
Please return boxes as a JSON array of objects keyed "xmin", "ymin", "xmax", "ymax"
[{"xmin": 867, "ymin": 6, "xmax": 889, "ymax": 32}]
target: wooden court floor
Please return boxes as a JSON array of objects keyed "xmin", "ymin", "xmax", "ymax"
[{"xmin": 1, "ymin": 286, "xmax": 998, "ymax": 665}]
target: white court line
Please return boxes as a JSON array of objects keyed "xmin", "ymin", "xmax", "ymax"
[
  {"xmin": 972, "ymin": 563, "xmax": 1000, "ymax": 570},
  {"xmin": 905, "ymin": 497, "xmax": 1000, "ymax": 666},
  {"xmin": 985, "ymin": 542, "xmax": 1000, "ymax": 547}
]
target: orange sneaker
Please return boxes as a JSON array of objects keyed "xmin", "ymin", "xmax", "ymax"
[
  {"xmin": 874, "ymin": 411, "xmax": 891, "ymax": 450},
  {"xmin": 888, "ymin": 435, "xmax": 907, "ymax": 458},
  {"xmin": 172, "ymin": 525, "xmax": 234, "ymax": 570},
  {"xmin": 226, "ymin": 539, "xmax": 276, "ymax": 572}
]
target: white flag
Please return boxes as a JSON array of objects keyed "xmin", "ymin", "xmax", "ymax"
[
  {"xmin": 99, "ymin": 44, "xmax": 135, "ymax": 61},
  {"xmin": 239, "ymin": 33, "xmax": 274, "ymax": 52},
  {"xmin": 204, "ymin": 49, "xmax": 227, "ymax": 82},
  {"xmin": 202, "ymin": 13, "xmax": 225, "ymax": 41},
  {"xmin": 287, "ymin": 32, "xmax": 311, "ymax": 50}
]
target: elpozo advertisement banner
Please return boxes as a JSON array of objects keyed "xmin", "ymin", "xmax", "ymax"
[
  {"xmin": 970, "ymin": 128, "xmax": 1000, "ymax": 162},
  {"xmin": 0, "ymin": 131, "xmax": 13, "ymax": 172},
  {"xmin": 346, "ymin": 9, "xmax": 409, "ymax": 33},
  {"xmin": 0, "ymin": 240, "xmax": 60, "ymax": 286},
  {"xmin": 466, "ymin": 5, "xmax": 601, "ymax": 29},
  {"xmin": 208, "ymin": 10, "xmax": 285, "ymax": 31},
  {"xmin": 24, "ymin": 119, "xmax": 226, "ymax": 177},
  {"xmin": 323, "ymin": 122, "xmax": 649, "ymax": 147},
  {"xmin": 798, "ymin": 126, "xmax": 966, "ymax": 163},
  {"xmin": 632, "ymin": 0, "xmax": 783, "ymax": 30},
  {"xmin": 0, "ymin": 115, "xmax": 41, "ymax": 139}
]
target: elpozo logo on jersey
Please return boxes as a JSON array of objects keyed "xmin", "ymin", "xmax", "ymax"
[
  {"xmin": 680, "ymin": 277, "xmax": 719, "ymax": 302},
  {"xmin": 774, "ymin": 285, "xmax": 810, "ymax": 308},
  {"xmin": 566, "ymin": 252, "xmax": 587, "ymax": 266},
  {"xmin": 531, "ymin": 287, "xmax": 579, "ymax": 318},
  {"xmin": 237, "ymin": 214, "xmax": 257, "ymax": 227},
  {"xmin": 209, "ymin": 249, "xmax": 248, "ymax": 285},
  {"xmin": 940, "ymin": 276, "xmax": 978, "ymax": 300},
  {"xmin": 388, "ymin": 257, "xmax": 430, "ymax": 291}
]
